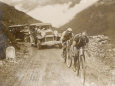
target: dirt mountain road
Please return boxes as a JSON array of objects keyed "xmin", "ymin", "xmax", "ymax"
[{"xmin": 12, "ymin": 47, "xmax": 83, "ymax": 86}]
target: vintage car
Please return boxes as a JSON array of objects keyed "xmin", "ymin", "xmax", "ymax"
[
  {"xmin": 8, "ymin": 24, "xmax": 30, "ymax": 42},
  {"xmin": 36, "ymin": 29, "xmax": 62, "ymax": 49},
  {"xmin": 29, "ymin": 23, "xmax": 62, "ymax": 49}
]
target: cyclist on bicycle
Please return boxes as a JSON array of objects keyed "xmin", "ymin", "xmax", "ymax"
[
  {"xmin": 73, "ymin": 32, "xmax": 89, "ymax": 48},
  {"xmin": 72, "ymin": 31, "xmax": 89, "ymax": 71},
  {"xmin": 60, "ymin": 28, "xmax": 74, "ymax": 61}
]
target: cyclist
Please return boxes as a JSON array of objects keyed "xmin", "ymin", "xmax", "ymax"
[
  {"xmin": 60, "ymin": 28, "xmax": 74, "ymax": 62},
  {"xmin": 72, "ymin": 32, "xmax": 89, "ymax": 71}
]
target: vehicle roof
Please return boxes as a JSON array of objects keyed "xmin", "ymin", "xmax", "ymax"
[
  {"xmin": 30, "ymin": 23, "xmax": 51, "ymax": 26},
  {"xmin": 9, "ymin": 24, "xmax": 27, "ymax": 28}
]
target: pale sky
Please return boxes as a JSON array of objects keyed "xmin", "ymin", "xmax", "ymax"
[{"xmin": 0, "ymin": 0, "xmax": 98, "ymax": 27}]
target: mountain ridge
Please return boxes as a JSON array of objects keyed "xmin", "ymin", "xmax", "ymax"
[{"xmin": 60, "ymin": 0, "xmax": 115, "ymax": 43}]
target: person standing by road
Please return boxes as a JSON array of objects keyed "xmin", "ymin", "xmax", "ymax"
[
  {"xmin": 36, "ymin": 28, "xmax": 42, "ymax": 41},
  {"xmin": 40, "ymin": 28, "xmax": 46, "ymax": 42},
  {"xmin": 33, "ymin": 26, "xmax": 38, "ymax": 46},
  {"xmin": 54, "ymin": 30, "xmax": 58, "ymax": 41}
]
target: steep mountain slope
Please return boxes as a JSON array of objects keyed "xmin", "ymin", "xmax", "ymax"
[
  {"xmin": 60, "ymin": 0, "xmax": 115, "ymax": 43},
  {"xmin": 0, "ymin": 1, "xmax": 40, "ymax": 27}
]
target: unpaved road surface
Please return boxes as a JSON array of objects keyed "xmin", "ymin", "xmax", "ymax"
[{"xmin": 0, "ymin": 47, "xmax": 83, "ymax": 86}]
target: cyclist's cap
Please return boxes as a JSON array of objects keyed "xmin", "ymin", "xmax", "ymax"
[{"xmin": 67, "ymin": 28, "xmax": 72, "ymax": 32}]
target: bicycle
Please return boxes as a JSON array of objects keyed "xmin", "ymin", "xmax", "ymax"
[
  {"xmin": 72, "ymin": 46, "xmax": 86, "ymax": 85},
  {"xmin": 62, "ymin": 40, "xmax": 86, "ymax": 85},
  {"xmin": 62, "ymin": 39, "xmax": 73, "ymax": 67},
  {"xmin": 62, "ymin": 42, "xmax": 68, "ymax": 63},
  {"xmin": 66, "ymin": 40, "xmax": 73, "ymax": 68}
]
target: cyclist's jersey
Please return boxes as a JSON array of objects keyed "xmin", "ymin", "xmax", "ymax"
[
  {"xmin": 61, "ymin": 31, "xmax": 73, "ymax": 43},
  {"xmin": 74, "ymin": 34, "xmax": 89, "ymax": 48}
]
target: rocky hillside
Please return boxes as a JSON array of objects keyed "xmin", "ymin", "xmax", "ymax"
[
  {"xmin": 0, "ymin": 1, "xmax": 40, "ymax": 27},
  {"xmin": 86, "ymin": 35, "xmax": 115, "ymax": 86},
  {"xmin": 60, "ymin": 0, "xmax": 115, "ymax": 43}
]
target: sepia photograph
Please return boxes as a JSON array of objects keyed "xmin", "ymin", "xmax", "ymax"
[{"xmin": 0, "ymin": 0, "xmax": 115, "ymax": 86}]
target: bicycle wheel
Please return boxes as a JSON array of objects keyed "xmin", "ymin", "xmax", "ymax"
[
  {"xmin": 72, "ymin": 55, "xmax": 78, "ymax": 72},
  {"xmin": 62, "ymin": 49, "xmax": 67, "ymax": 63},
  {"xmin": 80, "ymin": 55, "xmax": 86, "ymax": 85},
  {"xmin": 76, "ymin": 55, "xmax": 80, "ymax": 76},
  {"xmin": 66, "ymin": 52, "xmax": 72, "ymax": 68}
]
